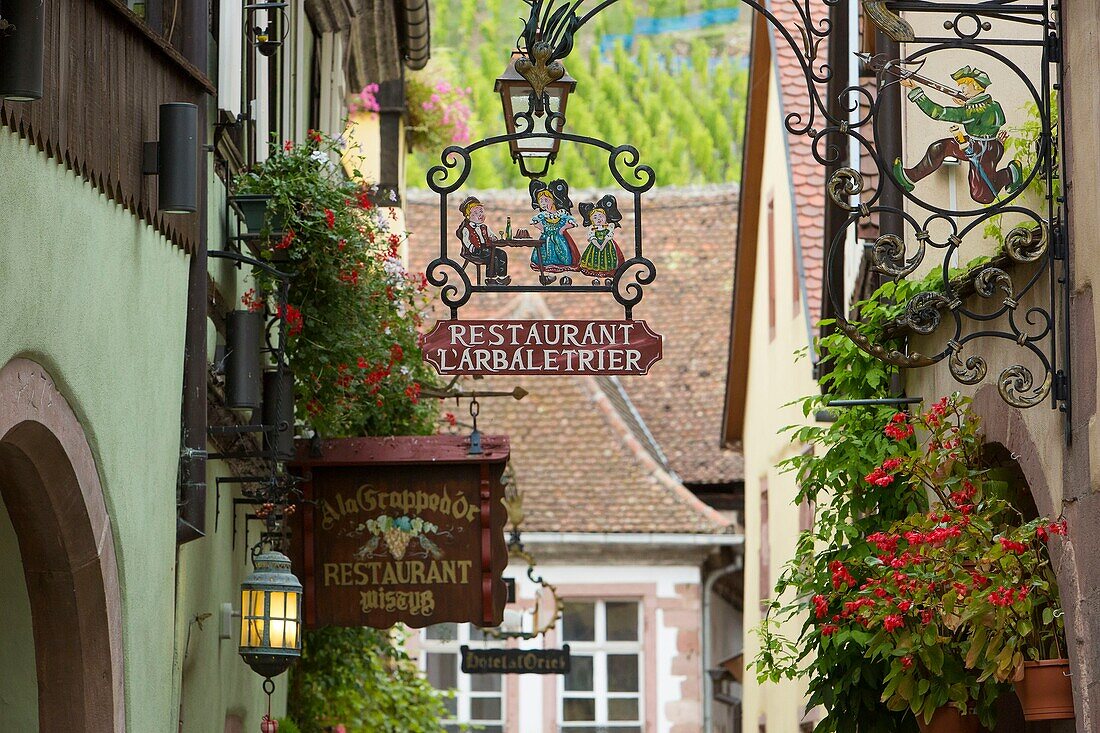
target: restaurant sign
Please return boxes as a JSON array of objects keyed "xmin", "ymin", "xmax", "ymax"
[
  {"xmin": 460, "ymin": 645, "xmax": 572, "ymax": 675},
  {"xmin": 290, "ymin": 435, "xmax": 510, "ymax": 629},
  {"xmin": 421, "ymin": 319, "xmax": 663, "ymax": 376}
]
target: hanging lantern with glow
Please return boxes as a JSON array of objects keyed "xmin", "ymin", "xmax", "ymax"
[
  {"xmin": 239, "ymin": 549, "xmax": 302, "ymax": 731},
  {"xmin": 495, "ymin": 53, "xmax": 576, "ymax": 179}
]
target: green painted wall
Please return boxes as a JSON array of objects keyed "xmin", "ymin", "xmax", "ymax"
[
  {"xmin": 0, "ymin": 496, "xmax": 37, "ymax": 731},
  {"xmin": 0, "ymin": 127, "xmax": 188, "ymax": 731}
]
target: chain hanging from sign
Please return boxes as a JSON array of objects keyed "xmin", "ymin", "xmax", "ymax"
[
  {"xmin": 422, "ymin": 1, "xmax": 664, "ymax": 378},
  {"xmin": 743, "ymin": 0, "xmax": 1070, "ymax": 422}
]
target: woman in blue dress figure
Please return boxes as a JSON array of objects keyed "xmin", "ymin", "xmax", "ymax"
[
  {"xmin": 528, "ymin": 179, "xmax": 580, "ymax": 285},
  {"xmin": 578, "ymin": 194, "xmax": 625, "ymax": 286}
]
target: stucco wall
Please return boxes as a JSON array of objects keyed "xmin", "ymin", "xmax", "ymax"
[
  {"xmin": 738, "ymin": 65, "xmax": 818, "ymax": 733},
  {"xmin": 0, "ymin": 126, "xmax": 192, "ymax": 730},
  {"xmin": 0, "ymin": 496, "xmax": 37, "ymax": 731}
]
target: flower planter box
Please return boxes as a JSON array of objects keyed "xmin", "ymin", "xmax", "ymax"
[
  {"xmin": 915, "ymin": 706, "xmax": 982, "ymax": 733},
  {"xmin": 1014, "ymin": 659, "xmax": 1075, "ymax": 721}
]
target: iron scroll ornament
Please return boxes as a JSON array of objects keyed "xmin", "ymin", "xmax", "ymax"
[
  {"xmin": 425, "ymin": 101, "xmax": 657, "ymax": 320},
  {"xmin": 733, "ymin": 0, "xmax": 1069, "ymax": 419}
]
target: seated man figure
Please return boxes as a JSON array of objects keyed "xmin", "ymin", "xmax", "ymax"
[{"xmin": 456, "ymin": 196, "xmax": 510, "ymax": 286}]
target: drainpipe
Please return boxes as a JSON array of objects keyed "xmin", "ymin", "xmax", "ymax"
[{"xmin": 703, "ymin": 554, "xmax": 744, "ymax": 733}]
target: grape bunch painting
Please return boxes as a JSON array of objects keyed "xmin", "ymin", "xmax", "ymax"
[{"xmin": 356, "ymin": 515, "xmax": 443, "ymax": 560}]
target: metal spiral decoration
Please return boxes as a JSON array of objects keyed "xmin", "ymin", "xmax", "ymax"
[
  {"xmin": 426, "ymin": 88, "xmax": 658, "ymax": 319},
  {"xmin": 736, "ymin": 0, "xmax": 1069, "ymax": 417}
]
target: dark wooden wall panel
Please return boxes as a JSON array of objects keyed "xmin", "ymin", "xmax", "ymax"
[{"xmin": 0, "ymin": 0, "xmax": 214, "ymax": 253}]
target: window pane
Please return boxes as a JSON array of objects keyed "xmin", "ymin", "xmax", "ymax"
[
  {"xmin": 471, "ymin": 697, "xmax": 502, "ymax": 720},
  {"xmin": 471, "ymin": 673, "xmax": 502, "ymax": 692},
  {"xmin": 564, "ymin": 654, "xmax": 594, "ymax": 691},
  {"xmin": 443, "ymin": 725, "xmax": 461, "ymax": 733},
  {"xmin": 608, "ymin": 654, "xmax": 639, "ymax": 692},
  {"xmin": 609, "ymin": 697, "xmax": 639, "ymax": 720},
  {"xmin": 426, "ymin": 623, "xmax": 458, "ymax": 641},
  {"xmin": 563, "ymin": 697, "xmax": 596, "ymax": 721},
  {"xmin": 477, "ymin": 727, "xmax": 502, "ymax": 733},
  {"xmin": 605, "ymin": 602, "xmax": 639, "ymax": 641},
  {"xmin": 469, "ymin": 624, "xmax": 495, "ymax": 642},
  {"xmin": 562, "ymin": 602, "xmax": 596, "ymax": 641},
  {"xmin": 442, "ymin": 694, "xmax": 457, "ymax": 716},
  {"xmin": 425, "ymin": 652, "xmax": 457, "ymax": 690}
]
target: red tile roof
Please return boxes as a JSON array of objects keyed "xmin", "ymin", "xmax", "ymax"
[{"xmin": 405, "ymin": 186, "xmax": 742, "ymax": 534}]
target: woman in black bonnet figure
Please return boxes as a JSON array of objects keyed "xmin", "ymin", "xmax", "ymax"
[
  {"xmin": 578, "ymin": 194, "xmax": 625, "ymax": 285},
  {"xmin": 528, "ymin": 179, "xmax": 579, "ymax": 284}
]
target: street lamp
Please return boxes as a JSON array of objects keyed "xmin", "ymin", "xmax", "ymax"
[
  {"xmin": 495, "ymin": 54, "xmax": 576, "ymax": 178},
  {"xmin": 239, "ymin": 550, "xmax": 303, "ymax": 678}
]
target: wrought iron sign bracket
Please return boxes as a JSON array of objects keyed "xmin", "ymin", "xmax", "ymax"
[{"xmin": 740, "ymin": 0, "xmax": 1073, "ymax": 438}]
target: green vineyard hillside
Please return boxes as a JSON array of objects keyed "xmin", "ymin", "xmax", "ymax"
[{"xmin": 405, "ymin": 0, "xmax": 750, "ymax": 189}]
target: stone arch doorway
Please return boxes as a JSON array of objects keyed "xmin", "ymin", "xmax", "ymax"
[{"xmin": 0, "ymin": 358, "xmax": 126, "ymax": 731}]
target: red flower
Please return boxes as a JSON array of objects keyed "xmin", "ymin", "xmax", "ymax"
[
  {"xmin": 325, "ymin": 208, "xmax": 335, "ymax": 229},
  {"xmin": 308, "ymin": 128, "xmax": 322, "ymax": 143},
  {"xmin": 405, "ymin": 383, "xmax": 421, "ymax": 404},
  {"xmin": 283, "ymin": 140, "xmax": 293, "ymax": 151},
  {"xmin": 867, "ymin": 531, "xmax": 899, "ymax": 554},
  {"xmin": 357, "ymin": 356, "xmax": 368, "ymax": 370},
  {"xmin": 883, "ymin": 614, "xmax": 904, "ymax": 633},
  {"xmin": 444, "ymin": 412, "xmax": 457, "ymax": 427},
  {"xmin": 864, "ymin": 467, "xmax": 894, "ymax": 487},
  {"xmin": 390, "ymin": 344, "xmax": 404, "ymax": 363},
  {"xmin": 357, "ymin": 191, "xmax": 374, "ymax": 209},
  {"xmin": 240, "ymin": 288, "xmax": 264, "ymax": 313},
  {"xmin": 275, "ymin": 228, "xmax": 296, "ymax": 250},
  {"xmin": 884, "ymin": 413, "xmax": 915, "ymax": 441},
  {"xmin": 999, "ymin": 537, "xmax": 1028, "ymax": 554},
  {"xmin": 901, "ymin": 656, "xmax": 914, "ymax": 670},
  {"xmin": 897, "ymin": 600, "xmax": 912, "ymax": 612},
  {"xmin": 1049, "ymin": 519, "xmax": 1068, "ymax": 536},
  {"xmin": 276, "ymin": 303, "xmax": 303, "ymax": 336},
  {"xmin": 821, "ymin": 624, "xmax": 839, "ymax": 637},
  {"xmin": 812, "ymin": 594, "xmax": 829, "ymax": 619},
  {"xmin": 1036, "ymin": 525, "xmax": 1049, "ymax": 542}
]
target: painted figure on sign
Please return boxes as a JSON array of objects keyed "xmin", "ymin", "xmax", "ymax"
[
  {"xmin": 893, "ymin": 65, "xmax": 1023, "ymax": 205},
  {"xmin": 528, "ymin": 179, "xmax": 580, "ymax": 283},
  {"xmin": 457, "ymin": 196, "xmax": 511, "ymax": 286},
  {"xmin": 578, "ymin": 194, "xmax": 625, "ymax": 285}
]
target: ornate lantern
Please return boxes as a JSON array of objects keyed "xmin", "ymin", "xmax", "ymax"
[
  {"xmin": 239, "ymin": 550, "xmax": 302, "ymax": 678},
  {"xmin": 495, "ymin": 54, "xmax": 576, "ymax": 178}
]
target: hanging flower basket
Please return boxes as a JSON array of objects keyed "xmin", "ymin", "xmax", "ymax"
[
  {"xmin": 230, "ymin": 193, "xmax": 285, "ymax": 234},
  {"xmin": 1014, "ymin": 659, "xmax": 1075, "ymax": 721},
  {"xmin": 915, "ymin": 705, "xmax": 982, "ymax": 733}
]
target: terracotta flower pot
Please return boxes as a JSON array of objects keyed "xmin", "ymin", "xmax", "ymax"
[
  {"xmin": 1014, "ymin": 659, "xmax": 1075, "ymax": 721},
  {"xmin": 915, "ymin": 705, "xmax": 981, "ymax": 733}
]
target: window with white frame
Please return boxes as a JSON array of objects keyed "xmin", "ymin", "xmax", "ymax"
[
  {"xmin": 558, "ymin": 600, "xmax": 643, "ymax": 732},
  {"xmin": 420, "ymin": 623, "xmax": 505, "ymax": 733}
]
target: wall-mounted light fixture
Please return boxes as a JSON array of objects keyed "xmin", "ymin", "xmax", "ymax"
[
  {"xmin": 245, "ymin": 2, "xmax": 288, "ymax": 57},
  {"xmin": 262, "ymin": 369, "xmax": 295, "ymax": 460},
  {"xmin": 239, "ymin": 550, "xmax": 302, "ymax": 678},
  {"xmin": 0, "ymin": 0, "xmax": 45, "ymax": 101},
  {"xmin": 143, "ymin": 102, "xmax": 199, "ymax": 214},
  {"xmin": 225, "ymin": 310, "xmax": 264, "ymax": 409}
]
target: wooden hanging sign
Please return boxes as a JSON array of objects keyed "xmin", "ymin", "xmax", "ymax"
[
  {"xmin": 421, "ymin": 319, "xmax": 663, "ymax": 376},
  {"xmin": 290, "ymin": 435, "xmax": 510, "ymax": 629}
]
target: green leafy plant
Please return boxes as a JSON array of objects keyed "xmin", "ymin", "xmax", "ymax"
[
  {"xmin": 234, "ymin": 132, "xmax": 438, "ymax": 438},
  {"xmin": 288, "ymin": 627, "xmax": 449, "ymax": 733},
  {"xmin": 754, "ymin": 283, "xmax": 935, "ymax": 733}
]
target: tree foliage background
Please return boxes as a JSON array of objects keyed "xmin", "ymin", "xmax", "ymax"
[{"xmin": 406, "ymin": 0, "xmax": 750, "ymax": 189}]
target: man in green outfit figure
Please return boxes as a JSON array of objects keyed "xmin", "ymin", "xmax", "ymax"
[{"xmin": 893, "ymin": 65, "xmax": 1023, "ymax": 204}]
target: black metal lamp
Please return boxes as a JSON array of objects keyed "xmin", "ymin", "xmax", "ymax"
[
  {"xmin": 142, "ymin": 102, "xmax": 199, "ymax": 214},
  {"xmin": 0, "ymin": 0, "xmax": 45, "ymax": 101},
  {"xmin": 495, "ymin": 54, "xmax": 576, "ymax": 179},
  {"xmin": 225, "ymin": 310, "xmax": 264, "ymax": 409},
  {"xmin": 239, "ymin": 550, "xmax": 302, "ymax": 678}
]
